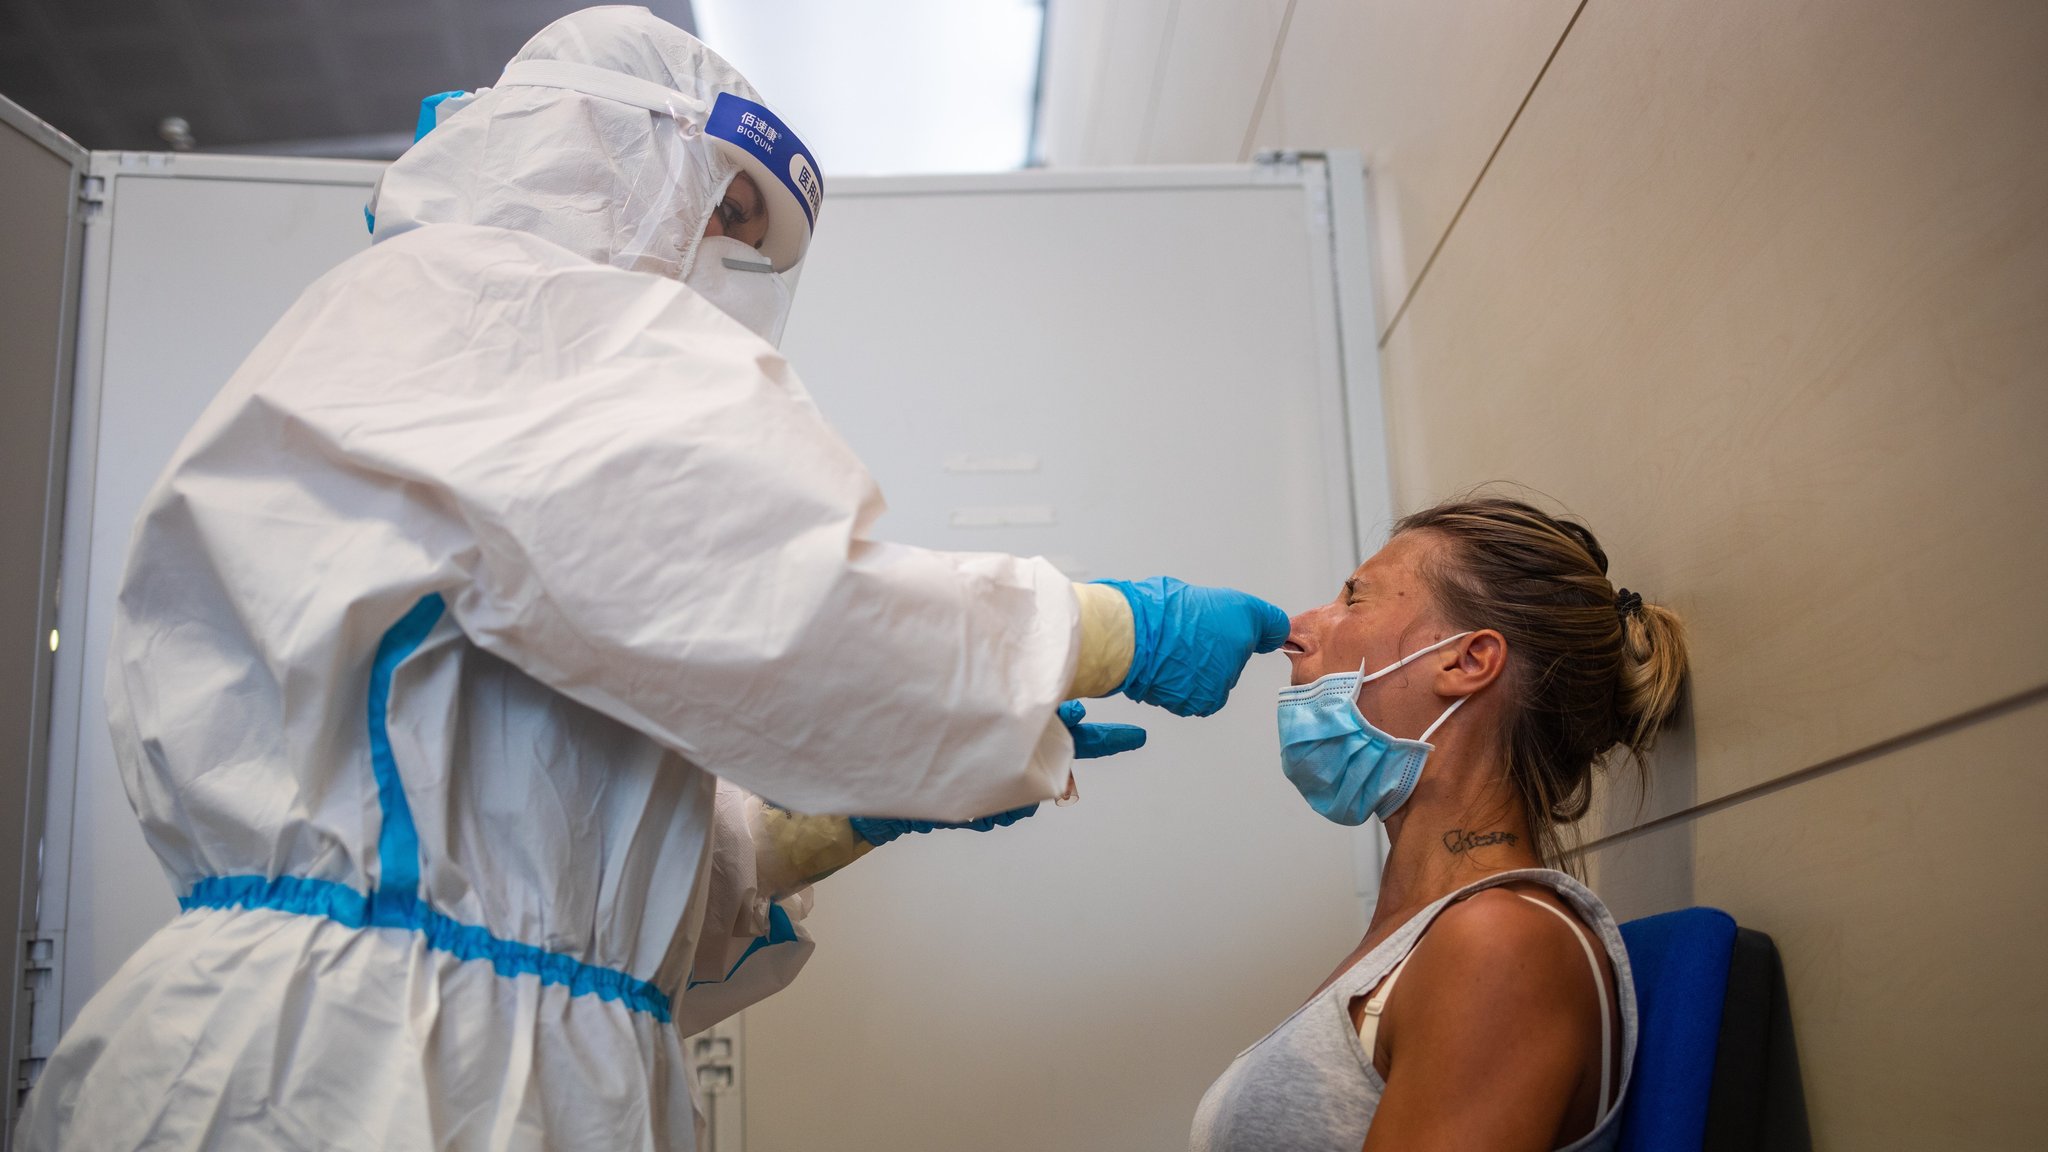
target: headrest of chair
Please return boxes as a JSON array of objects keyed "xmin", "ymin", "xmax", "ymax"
[{"xmin": 1615, "ymin": 907, "xmax": 1739, "ymax": 1152}]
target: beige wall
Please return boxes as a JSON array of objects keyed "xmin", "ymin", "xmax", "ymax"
[{"xmin": 1040, "ymin": 0, "xmax": 2048, "ymax": 1146}]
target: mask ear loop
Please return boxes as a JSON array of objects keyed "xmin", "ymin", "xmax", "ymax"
[
  {"xmin": 1354, "ymin": 631, "xmax": 1475, "ymax": 744},
  {"xmin": 1357, "ymin": 631, "xmax": 1472, "ymax": 685},
  {"xmin": 1417, "ymin": 694, "xmax": 1468, "ymax": 744}
]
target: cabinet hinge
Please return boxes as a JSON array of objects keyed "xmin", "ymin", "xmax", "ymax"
[
  {"xmin": 16, "ymin": 931, "xmax": 62, "ymax": 1103},
  {"xmin": 78, "ymin": 175, "xmax": 107, "ymax": 219}
]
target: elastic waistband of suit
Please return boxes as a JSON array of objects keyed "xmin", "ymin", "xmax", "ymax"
[{"xmin": 181, "ymin": 873, "xmax": 674, "ymax": 1021}]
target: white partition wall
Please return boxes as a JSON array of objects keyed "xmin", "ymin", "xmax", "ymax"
[
  {"xmin": 750, "ymin": 158, "xmax": 1385, "ymax": 1152},
  {"xmin": 34, "ymin": 151, "xmax": 1387, "ymax": 1151}
]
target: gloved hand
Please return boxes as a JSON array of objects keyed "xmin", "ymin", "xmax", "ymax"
[
  {"xmin": 1096, "ymin": 577, "xmax": 1291, "ymax": 717},
  {"xmin": 849, "ymin": 804, "xmax": 1039, "ymax": 848},
  {"xmin": 1058, "ymin": 700, "xmax": 1148, "ymax": 759}
]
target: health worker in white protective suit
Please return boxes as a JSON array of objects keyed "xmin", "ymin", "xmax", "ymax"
[{"xmin": 17, "ymin": 7, "xmax": 1291, "ymax": 1151}]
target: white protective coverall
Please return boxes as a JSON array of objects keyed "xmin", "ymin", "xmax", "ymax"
[{"xmin": 18, "ymin": 8, "xmax": 1090, "ymax": 1150}]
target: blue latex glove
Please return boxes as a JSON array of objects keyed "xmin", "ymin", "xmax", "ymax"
[
  {"xmin": 849, "ymin": 804, "xmax": 1038, "ymax": 847},
  {"xmin": 1058, "ymin": 700, "xmax": 1148, "ymax": 758},
  {"xmin": 848, "ymin": 703, "xmax": 1144, "ymax": 848},
  {"xmin": 1097, "ymin": 577, "xmax": 1291, "ymax": 717}
]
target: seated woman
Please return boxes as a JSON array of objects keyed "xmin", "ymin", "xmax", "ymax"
[{"xmin": 1192, "ymin": 496, "xmax": 1688, "ymax": 1152}]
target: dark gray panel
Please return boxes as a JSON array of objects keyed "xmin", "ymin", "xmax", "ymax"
[
  {"xmin": 81, "ymin": 38, "xmax": 196, "ymax": 89},
  {"xmin": 214, "ymin": 35, "xmax": 326, "ymax": 87},
  {"xmin": 40, "ymin": 0, "xmax": 146, "ymax": 35},
  {"xmin": 0, "ymin": 95, "xmax": 83, "ymax": 1136},
  {"xmin": 0, "ymin": 0, "xmax": 694, "ymax": 152}
]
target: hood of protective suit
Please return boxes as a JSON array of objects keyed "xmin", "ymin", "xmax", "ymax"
[{"xmin": 369, "ymin": 5, "xmax": 821, "ymax": 294}]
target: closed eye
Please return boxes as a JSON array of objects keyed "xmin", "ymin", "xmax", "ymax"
[{"xmin": 717, "ymin": 199, "xmax": 768, "ymax": 250}]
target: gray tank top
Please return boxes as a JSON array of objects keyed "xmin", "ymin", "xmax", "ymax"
[{"xmin": 1189, "ymin": 869, "xmax": 1638, "ymax": 1152}]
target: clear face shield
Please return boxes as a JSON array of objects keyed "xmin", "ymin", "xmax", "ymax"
[{"xmin": 482, "ymin": 60, "xmax": 823, "ymax": 346}]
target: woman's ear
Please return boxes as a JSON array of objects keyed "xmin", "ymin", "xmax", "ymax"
[{"xmin": 1439, "ymin": 629, "xmax": 1508, "ymax": 695}]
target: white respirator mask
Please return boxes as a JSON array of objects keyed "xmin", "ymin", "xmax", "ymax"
[{"xmin": 685, "ymin": 235, "xmax": 798, "ymax": 346}]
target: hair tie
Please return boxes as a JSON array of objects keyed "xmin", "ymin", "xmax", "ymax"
[{"xmin": 1615, "ymin": 588, "xmax": 1643, "ymax": 620}]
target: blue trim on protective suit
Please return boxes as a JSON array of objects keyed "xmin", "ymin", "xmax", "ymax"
[
  {"xmin": 688, "ymin": 903, "xmax": 798, "ymax": 990},
  {"xmin": 415, "ymin": 90, "xmax": 466, "ymax": 142},
  {"xmin": 369, "ymin": 593, "xmax": 440, "ymax": 912},
  {"xmin": 370, "ymin": 590, "xmax": 438, "ymax": 906},
  {"xmin": 179, "ymin": 595, "xmax": 674, "ymax": 1023},
  {"xmin": 181, "ymin": 875, "xmax": 673, "ymax": 1020}
]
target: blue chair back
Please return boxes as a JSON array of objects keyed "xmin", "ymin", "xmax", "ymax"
[{"xmin": 1616, "ymin": 907, "xmax": 1739, "ymax": 1152}]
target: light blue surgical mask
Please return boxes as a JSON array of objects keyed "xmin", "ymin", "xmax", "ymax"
[{"xmin": 1276, "ymin": 632, "xmax": 1473, "ymax": 825}]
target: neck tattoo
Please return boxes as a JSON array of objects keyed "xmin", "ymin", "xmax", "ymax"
[{"xmin": 1442, "ymin": 828, "xmax": 1517, "ymax": 855}]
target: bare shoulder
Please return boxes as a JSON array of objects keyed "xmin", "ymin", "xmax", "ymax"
[
  {"xmin": 1397, "ymin": 886, "xmax": 1603, "ymax": 1029},
  {"xmin": 1361, "ymin": 884, "xmax": 1617, "ymax": 1149},
  {"xmin": 1430, "ymin": 884, "xmax": 1585, "ymax": 944}
]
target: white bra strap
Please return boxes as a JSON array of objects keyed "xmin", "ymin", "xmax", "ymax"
[
  {"xmin": 1355, "ymin": 947, "xmax": 1418, "ymax": 1060},
  {"xmin": 1516, "ymin": 893, "xmax": 1614, "ymax": 1119},
  {"xmin": 497, "ymin": 60, "xmax": 707, "ymax": 120}
]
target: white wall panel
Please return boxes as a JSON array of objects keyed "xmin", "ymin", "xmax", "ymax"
[
  {"xmin": 748, "ymin": 163, "xmax": 1375, "ymax": 1152},
  {"xmin": 1037, "ymin": 0, "xmax": 1176, "ymax": 165},
  {"xmin": 1143, "ymin": 0, "xmax": 1291, "ymax": 162}
]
